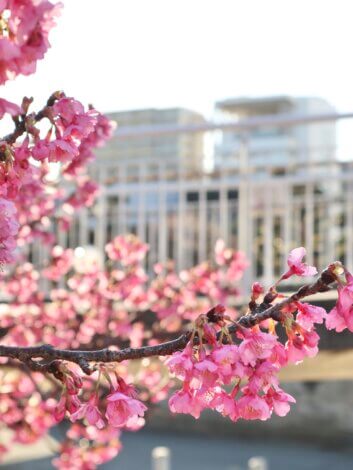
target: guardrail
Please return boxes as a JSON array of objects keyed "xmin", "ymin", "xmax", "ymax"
[{"xmin": 45, "ymin": 111, "xmax": 353, "ymax": 291}]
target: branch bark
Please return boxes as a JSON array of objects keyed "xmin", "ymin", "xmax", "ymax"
[
  {"xmin": 0, "ymin": 267, "xmax": 336, "ymax": 374},
  {"xmin": 2, "ymin": 92, "xmax": 60, "ymax": 145}
]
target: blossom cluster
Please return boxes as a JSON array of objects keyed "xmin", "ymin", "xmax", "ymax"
[
  {"xmin": 0, "ymin": 197, "xmax": 18, "ymax": 264},
  {"xmin": 1, "ymin": 231, "xmax": 353, "ymax": 470},
  {"xmin": 0, "ymin": 234, "xmax": 249, "ymax": 468},
  {"xmin": 326, "ymin": 270, "xmax": 353, "ymax": 332},
  {"xmin": 0, "ymin": 0, "xmax": 61, "ymax": 84},
  {"xmin": 166, "ymin": 316, "xmax": 291, "ymax": 421},
  {"xmin": 0, "ymin": 0, "xmax": 116, "ymax": 265},
  {"xmin": 166, "ymin": 248, "xmax": 328, "ymax": 421},
  {"xmin": 55, "ymin": 366, "xmax": 147, "ymax": 432},
  {"xmin": 0, "ymin": 91, "xmax": 115, "ymax": 264}
]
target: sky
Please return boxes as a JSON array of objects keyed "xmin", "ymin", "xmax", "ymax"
[{"xmin": 3, "ymin": 0, "xmax": 353, "ymax": 119}]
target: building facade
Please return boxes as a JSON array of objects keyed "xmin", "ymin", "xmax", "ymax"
[
  {"xmin": 55, "ymin": 97, "xmax": 353, "ymax": 292},
  {"xmin": 214, "ymin": 96, "xmax": 336, "ymax": 173},
  {"xmin": 96, "ymin": 107, "xmax": 206, "ymax": 174}
]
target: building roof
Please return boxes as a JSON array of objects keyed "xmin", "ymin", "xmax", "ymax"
[
  {"xmin": 107, "ymin": 107, "xmax": 205, "ymax": 120},
  {"xmin": 215, "ymin": 95, "xmax": 295, "ymax": 115}
]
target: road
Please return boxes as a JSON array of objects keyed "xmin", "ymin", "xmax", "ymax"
[{"xmin": 2, "ymin": 430, "xmax": 353, "ymax": 470}]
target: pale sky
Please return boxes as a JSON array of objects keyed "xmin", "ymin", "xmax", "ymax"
[{"xmin": 2, "ymin": 0, "xmax": 353, "ymax": 118}]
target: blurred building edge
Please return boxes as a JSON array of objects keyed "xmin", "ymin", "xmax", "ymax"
[
  {"xmin": 45, "ymin": 96, "xmax": 353, "ymax": 293},
  {"xmin": 97, "ymin": 107, "xmax": 206, "ymax": 175},
  {"xmin": 214, "ymin": 95, "xmax": 336, "ymax": 171}
]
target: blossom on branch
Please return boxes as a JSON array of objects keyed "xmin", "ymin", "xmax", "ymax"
[
  {"xmin": 0, "ymin": 0, "xmax": 61, "ymax": 84},
  {"xmin": 0, "ymin": 197, "xmax": 19, "ymax": 263},
  {"xmin": 326, "ymin": 271, "xmax": 353, "ymax": 332},
  {"xmin": 282, "ymin": 247, "xmax": 318, "ymax": 280}
]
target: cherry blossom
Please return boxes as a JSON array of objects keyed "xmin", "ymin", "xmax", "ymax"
[
  {"xmin": 326, "ymin": 272, "xmax": 353, "ymax": 332},
  {"xmin": 0, "ymin": 97, "xmax": 22, "ymax": 118},
  {"xmin": 169, "ymin": 386, "xmax": 205, "ymax": 419},
  {"xmin": 237, "ymin": 392, "xmax": 271, "ymax": 421},
  {"xmin": 296, "ymin": 302, "xmax": 327, "ymax": 330},
  {"xmin": 265, "ymin": 387, "xmax": 296, "ymax": 417},
  {"xmin": 71, "ymin": 395, "xmax": 105, "ymax": 429},
  {"xmin": 285, "ymin": 325, "xmax": 320, "ymax": 364},
  {"xmin": 165, "ymin": 344, "xmax": 194, "ymax": 380},
  {"xmin": 105, "ymin": 234, "xmax": 149, "ymax": 265},
  {"xmin": 238, "ymin": 328, "xmax": 278, "ymax": 367},
  {"xmin": 43, "ymin": 245, "xmax": 73, "ymax": 281},
  {"xmin": 106, "ymin": 390, "xmax": 147, "ymax": 428},
  {"xmin": 0, "ymin": 197, "xmax": 19, "ymax": 264},
  {"xmin": 282, "ymin": 247, "xmax": 318, "ymax": 280},
  {"xmin": 0, "ymin": 0, "xmax": 61, "ymax": 84}
]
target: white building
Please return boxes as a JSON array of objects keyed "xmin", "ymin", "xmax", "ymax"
[
  {"xmin": 96, "ymin": 107, "xmax": 206, "ymax": 174},
  {"xmin": 53, "ymin": 98, "xmax": 353, "ymax": 292},
  {"xmin": 214, "ymin": 96, "xmax": 336, "ymax": 173}
]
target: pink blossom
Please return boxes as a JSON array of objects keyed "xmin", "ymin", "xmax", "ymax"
[
  {"xmin": 168, "ymin": 387, "xmax": 204, "ymax": 419},
  {"xmin": 326, "ymin": 272, "xmax": 353, "ymax": 332},
  {"xmin": 54, "ymin": 393, "xmax": 81, "ymax": 422},
  {"xmin": 265, "ymin": 387, "xmax": 296, "ymax": 417},
  {"xmin": 43, "ymin": 246, "xmax": 73, "ymax": 281},
  {"xmin": 202, "ymin": 322, "xmax": 218, "ymax": 345},
  {"xmin": 105, "ymin": 234, "xmax": 149, "ymax": 265},
  {"xmin": 211, "ymin": 344, "xmax": 246, "ymax": 383},
  {"xmin": 64, "ymin": 178, "xmax": 99, "ymax": 209},
  {"xmin": 106, "ymin": 391, "xmax": 147, "ymax": 428},
  {"xmin": 326, "ymin": 305, "xmax": 348, "ymax": 332},
  {"xmin": 165, "ymin": 345, "xmax": 194, "ymax": 380},
  {"xmin": 53, "ymin": 97, "xmax": 97, "ymax": 142},
  {"xmin": 214, "ymin": 238, "xmax": 248, "ymax": 281},
  {"xmin": 71, "ymin": 396, "xmax": 105, "ymax": 429},
  {"xmin": 268, "ymin": 341, "xmax": 288, "ymax": 367},
  {"xmin": 192, "ymin": 355, "xmax": 218, "ymax": 388},
  {"xmin": 238, "ymin": 392, "xmax": 271, "ymax": 421},
  {"xmin": 49, "ymin": 138, "xmax": 79, "ymax": 162},
  {"xmin": 251, "ymin": 282, "xmax": 264, "ymax": 300},
  {"xmin": 215, "ymin": 239, "xmax": 233, "ymax": 265},
  {"xmin": 31, "ymin": 137, "xmax": 79, "ymax": 163},
  {"xmin": 62, "ymin": 111, "xmax": 98, "ymax": 141},
  {"xmin": 0, "ymin": 198, "xmax": 19, "ymax": 264},
  {"xmin": 0, "ymin": 98, "xmax": 22, "ymax": 118},
  {"xmin": 85, "ymin": 111, "xmax": 116, "ymax": 148},
  {"xmin": 0, "ymin": 0, "xmax": 61, "ymax": 84},
  {"xmin": 63, "ymin": 369, "xmax": 83, "ymax": 395},
  {"xmin": 63, "ymin": 113, "xmax": 116, "ymax": 176},
  {"xmin": 0, "ymin": 443, "xmax": 7, "ymax": 458},
  {"xmin": 296, "ymin": 302, "xmax": 326, "ymax": 330},
  {"xmin": 31, "ymin": 139, "xmax": 50, "ymax": 161},
  {"xmin": 247, "ymin": 361, "xmax": 279, "ymax": 394},
  {"xmin": 238, "ymin": 328, "xmax": 278, "ymax": 367},
  {"xmin": 52, "ymin": 97, "xmax": 85, "ymax": 122},
  {"xmin": 282, "ymin": 247, "xmax": 317, "ymax": 279},
  {"xmin": 211, "ymin": 389, "xmax": 238, "ymax": 421},
  {"xmin": 285, "ymin": 326, "xmax": 320, "ymax": 364}
]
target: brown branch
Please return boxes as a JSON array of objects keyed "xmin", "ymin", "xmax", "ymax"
[
  {"xmin": 232, "ymin": 267, "xmax": 335, "ymax": 330},
  {"xmin": 2, "ymin": 92, "xmax": 61, "ymax": 145},
  {"xmin": 0, "ymin": 267, "xmax": 337, "ymax": 374}
]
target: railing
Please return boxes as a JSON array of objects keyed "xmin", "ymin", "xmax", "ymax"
[{"xmin": 53, "ymin": 111, "xmax": 353, "ymax": 292}]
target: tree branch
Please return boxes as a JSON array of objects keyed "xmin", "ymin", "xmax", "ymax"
[
  {"xmin": 0, "ymin": 267, "xmax": 336, "ymax": 374},
  {"xmin": 2, "ymin": 92, "xmax": 60, "ymax": 145}
]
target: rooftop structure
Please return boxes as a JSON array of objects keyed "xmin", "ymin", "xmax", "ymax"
[{"xmin": 214, "ymin": 96, "xmax": 336, "ymax": 172}]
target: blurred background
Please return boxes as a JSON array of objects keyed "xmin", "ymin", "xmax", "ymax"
[{"xmin": 3, "ymin": 1, "xmax": 353, "ymax": 469}]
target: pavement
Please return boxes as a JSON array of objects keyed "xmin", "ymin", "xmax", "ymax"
[{"xmin": 2, "ymin": 430, "xmax": 353, "ymax": 470}]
